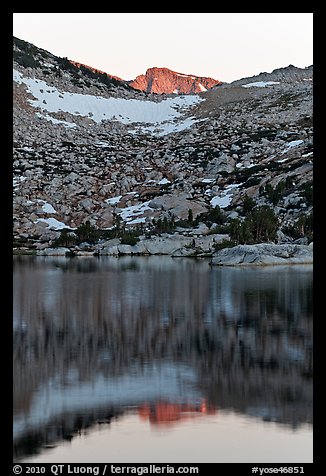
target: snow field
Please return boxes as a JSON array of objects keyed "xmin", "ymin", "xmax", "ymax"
[{"xmin": 13, "ymin": 69, "xmax": 203, "ymax": 135}]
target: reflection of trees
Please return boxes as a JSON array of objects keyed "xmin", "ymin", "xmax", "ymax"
[
  {"xmin": 13, "ymin": 257, "xmax": 313, "ymax": 454},
  {"xmin": 14, "ymin": 406, "xmax": 125, "ymax": 462}
]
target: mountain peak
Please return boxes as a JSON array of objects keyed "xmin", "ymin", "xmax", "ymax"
[{"xmin": 129, "ymin": 66, "xmax": 221, "ymax": 94}]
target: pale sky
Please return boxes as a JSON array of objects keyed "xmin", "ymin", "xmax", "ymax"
[{"xmin": 13, "ymin": 13, "xmax": 313, "ymax": 83}]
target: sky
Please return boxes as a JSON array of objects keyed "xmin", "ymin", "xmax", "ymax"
[{"xmin": 12, "ymin": 13, "xmax": 313, "ymax": 83}]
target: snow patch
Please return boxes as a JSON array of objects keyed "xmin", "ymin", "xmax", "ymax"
[
  {"xmin": 176, "ymin": 73, "xmax": 196, "ymax": 79},
  {"xmin": 210, "ymin": 183, "xmax": 241, "ymax": 209},
  {"xmin": 285, "ymin": 139, "xmax": 304, "ymax": 148},
  {"xmin": 236, "ymin": 161, "xmax": 256, "ymax": 169},
  {"xmin": 158, "ymin": 178, "xmax": 171, "ymax": 185},
  {"xmin": 13, "ymin": 176, "xmax": 27, "ymax": 189},
  {"xmin": 35, "ymin": 218, "xmax": 72, "ymax": 230},
  {"xmin": 302, "ymin": 152, "xmax": 313, "ymax": 158},
  {"xmin": 36, "ymin": 112, "xmax": 77, "ymax": 128},
  {"xmin": 127, "ymin": 217, "xmax": 148, "ymax": 225},
  {"xmin": 281, "ymin": 139, "xmax": 304, "ymax": 155},
  {"xmin": 95, "ymin": 140, "xmax": 109, "ymax": 147},
  {"xmin": 18, "ymin": 146, "xmax": 34, "ymax": 153},
  {"xmin": 139, "ymin": 117, "xmax": 205, "ymax": 136},
  {"xmin": 42, "ymin": 202, "xmax": 57, "ymax": 214},
  {"xmin": 242, "ymin": 81, "xmax": 280, "ymax": 88},
  {"xmin": 105, "ymin": 195, "xmax": 122, "ymax": 205},
  {"xmin": 201, "ymin": 178, "xmax": 215, "ymax": 183},
  {"xmin": 117, "ymin": 201, "xmax": 153, "ymax": 223}
]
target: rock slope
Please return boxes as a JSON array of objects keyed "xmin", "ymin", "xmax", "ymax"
[{"xmin": 13, "ymin": 37, "xmax": 313, "ymax": 257}]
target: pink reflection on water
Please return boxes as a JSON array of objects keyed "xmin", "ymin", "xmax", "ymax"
[{"xmin": 138, "ymin": 400, "xmax": 216, "ymax": 427}]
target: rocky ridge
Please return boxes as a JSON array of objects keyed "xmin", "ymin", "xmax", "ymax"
[
  {"xmin": 13, "ymin": 37, "xmax": 313, "ymax": 261},
  {"xmin": 129, "ymin": 66, "xmax": 221, "ymax": 94},
  {"xmin": 70, "ymin": 60, "xmax": 126, "ymax": 83},
  {"xmin": 230, "ymin": 64, "xmax": 313, "ymax": 87}
]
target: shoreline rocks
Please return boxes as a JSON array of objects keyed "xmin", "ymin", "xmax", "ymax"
[{"xmin": 97, "ymin": 233, "xmax": 228, "ymax": 256}]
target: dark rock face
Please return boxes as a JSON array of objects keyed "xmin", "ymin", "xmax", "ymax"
[
  {"xmin": 130, "ymin": 67, "xmax": 221, "ymax": 94},
  {"xmin": 70, "ymin": 60, "xmax": 125, "ymax": 83}
]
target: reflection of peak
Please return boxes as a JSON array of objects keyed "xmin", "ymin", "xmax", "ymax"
[
  {"xmin": 138, "ymin": 400, "xmax": 216, "ymax": 426},
  {"xmin": 13, "ymin": 362, "xmax": 202, "ymax": 440}
]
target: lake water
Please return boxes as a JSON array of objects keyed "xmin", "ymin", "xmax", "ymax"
[{"xmin": 13, "ymin": 256, "xmax": 313, "ymax": 463}]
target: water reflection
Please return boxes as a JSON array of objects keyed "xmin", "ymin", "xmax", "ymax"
[
  {"xmin": 13, "ymin": 256, "xmax": 313, "ymax": 461},
  {"xmin": 138, "ymin": 400, "xmax": 216, "ymax": 427}
]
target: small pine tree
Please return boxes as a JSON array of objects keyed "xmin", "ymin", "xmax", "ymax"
[
  {"xmin": 76, "ymin": 220, "xmax": 98, "ymax": 243},
  {"xmin": 53, "ymin": 229, "xmax": 76, "ymax": 247},
  {"xmin": 229, "ymin": 218, "xmax": 253, "ymax": 244},
  {"xmin": 187, "ymin": 208, "xmax": 194, "ymax": 225},
  {"xmin": 112, "ymin": 213, "xmax": 124, "ymax": 236},
  {"xmin": 248, "ymin": 205, "xmax": 278, "ymax": 242},
  {"xmin": 242, "ymin": 195, "xmax": 256, "ymax": 215}
]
